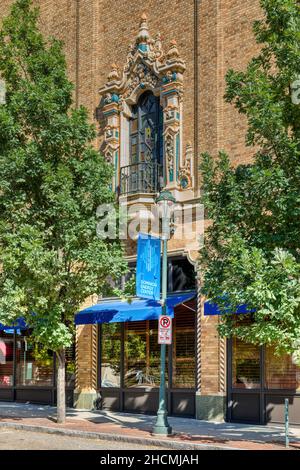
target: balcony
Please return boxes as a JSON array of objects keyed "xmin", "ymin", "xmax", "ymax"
[{"xmin": 120, "ymin": 161, "xmax": 163, "ymax": 196}]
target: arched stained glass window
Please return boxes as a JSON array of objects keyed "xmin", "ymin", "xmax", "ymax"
[
  {"xmin": 130, "ymin": 91, "xmax": 163, "ymax": 164},
  {"xmin": 120, "ymin": 91, "xmax": 163, "ymax": 194}
]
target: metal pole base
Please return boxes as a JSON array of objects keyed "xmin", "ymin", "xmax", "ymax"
[{"xmin": 153, "ymin": 410, "xmax": 172, "ymax": 436}]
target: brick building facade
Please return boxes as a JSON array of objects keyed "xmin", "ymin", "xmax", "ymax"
[{"xmin": 1, "ymin": 0, "xmax": 300, "ymax": 425}]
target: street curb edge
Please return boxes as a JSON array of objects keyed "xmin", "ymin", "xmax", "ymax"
[{"xmin": 0, "ymin": 421, "xmax": 241, "ymax": 451}]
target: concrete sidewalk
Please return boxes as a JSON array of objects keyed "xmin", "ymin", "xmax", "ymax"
[{"xmin": 0, "ymin": 402, "xmax": 299, "ymax": 450}]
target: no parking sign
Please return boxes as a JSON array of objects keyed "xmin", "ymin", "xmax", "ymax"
[{"xmin": 158, "ymin": 315, "xmax": 172, "ymax": 345}]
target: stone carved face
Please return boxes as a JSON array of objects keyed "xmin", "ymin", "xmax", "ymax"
[{"xmin": 291, "ymin": 76, "xmax": 300, "ymax": 105}]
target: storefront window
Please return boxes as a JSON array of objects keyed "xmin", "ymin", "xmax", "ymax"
[
  {"xmin": 101, "ymin": 323, "xmax": 121, "ymax": 387},
  {"xmin": 232, "ymin": 338, "xmax": 260, "ymax": 389},
  {"xmin": 0, "ymin": 331, "xmax": 14, "ymax": 387},
  {"xmin": 15, "ymin": 332, "xmax": 54, "ymax": 386},
  {"xmin": 172, "ymin": 309, "xmax": 195, "ymax": 388},
  {"xmin": 124, "ymin": 321, "xmax": 168, "ymax": 388},
  {"xmin": 148, "ymin": 320, "xmax": 163, "ymax": 386},
  {"xmin": 100, "ymin": 308, "xmax": 197, "ymax": 390},
  {"xmin": 265, "ymin": 346, "xmax": 300, "ymax": 390}
]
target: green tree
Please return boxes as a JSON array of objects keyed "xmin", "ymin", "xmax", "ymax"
[
  {"xmin": 0, "ymin": 0, "xmax": 126, "ymax": 423},
  {"xmin": 200, "ymin": 0, "xmax": 300, "ymax": 361}
]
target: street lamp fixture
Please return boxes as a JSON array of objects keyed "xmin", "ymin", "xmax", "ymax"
[
  {"xmin": 153, "ymin": 189, "xmax": 176, "ymax": 436},
  {"xmin": 156, "ymin": 189, "xmax": 176, "ymax": 216}
]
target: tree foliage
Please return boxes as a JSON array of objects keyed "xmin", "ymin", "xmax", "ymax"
[
  {"xmin": 200, "ymin": 0, "xmax": 300, "ymax": 358},
  {"xmin": 0, "ymin": 0, "xmax": 126, "ymax": 351}
]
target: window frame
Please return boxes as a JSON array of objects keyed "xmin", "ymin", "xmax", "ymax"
[{"xmin": 129, "ymin": 91, "xmax": 163, "ymax": 165}]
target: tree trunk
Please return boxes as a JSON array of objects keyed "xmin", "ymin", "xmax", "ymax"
[{"xmin": 56, "ymin": 348, "xmax": 66, "ymax": 424}]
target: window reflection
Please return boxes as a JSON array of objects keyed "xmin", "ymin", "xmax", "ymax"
[
  {"xmin": 0, "ymin": 332, "xmax": 14, "ymax": 387},
  {"xmin": 232, "ymin": 337, "xmax": 300, "ymax": 391},
  {"xmin": 16, "ymin": 333, "xmax": 54, "ymax": 386},
  {"xmin": 232, "ymin": 338, "xmax": 260, "ymax": 389},
  {"xmin": 265, "ymin": 346, "xmax": 300, "ymax": 390},
  {"xmin": 124, "ymin": 321, "xmax": 168, "ymax": 388},
  {"xmin": 101, "ymin": 323, "xmax": 121, "ymax": 387},
  {"xmin": 100, "ymin": 309, "xmax": 197, "ymax": 390}
]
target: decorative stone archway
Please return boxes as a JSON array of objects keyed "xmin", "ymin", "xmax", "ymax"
[{"xmin": 99, "ymin": 14, "xmax": 194, "ymax": 197}]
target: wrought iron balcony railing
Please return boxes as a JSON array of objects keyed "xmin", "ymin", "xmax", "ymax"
[{"xmin": 120, "ymin": 161, "xmax": 163, "ymax": 195}]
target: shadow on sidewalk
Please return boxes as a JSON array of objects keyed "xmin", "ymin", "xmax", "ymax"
[{"xmin": 0, "ymin": 401, "xmax": 300, "ymax": 448}]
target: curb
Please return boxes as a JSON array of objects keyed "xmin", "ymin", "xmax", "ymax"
[{"xmin": 0, "ymin": 421, "xmax": 242, "ymax": 450}]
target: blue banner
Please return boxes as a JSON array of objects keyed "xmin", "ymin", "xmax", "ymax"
[{"xmin": 136, "ymin": 233, "xmax": 161, "ymax": 301}]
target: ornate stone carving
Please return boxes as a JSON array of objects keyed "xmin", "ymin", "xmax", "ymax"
[
  {"xmin": 107, "ymin": 63, "xmax": 120, "ymax": 83},
  {"xmin": 166, "ymin": 39, "xmax": 180, "ymax": 61},
  {"xmin": 165, "ymin": 134, "xmax": 174, "ymax": 179},
  {"xmin": 103, "ymin": 92, "xmax": 120, "ymax": 104},
  {"xmin": 148, "ymin": 32, "xmax": 163, "ymax": 61},
  {"xmin": 99, "ymin": 13, "xmax": 185, "ymax": 102},
  {"xmin": 179, "ymin": 143, "xmax": 194, "ymax": 189},
  {"xmin": 165, "ymin": 104, "xmax": 179, "ymax": 122},
  {"xmin": 123, "ymin": 62, "xmax": 160, "ymax": 100},
  {"xmin": 98, "ymin": 14, "xmax": 192, "ymax": 194}
]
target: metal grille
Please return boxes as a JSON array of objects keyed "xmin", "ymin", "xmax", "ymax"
[
  {"xmin": 173, "ymin": 306, "xmax": 196, "ymax": 388},
  {"xmin": 120, "ymin": 161, "xmax": 163, "ymax": 195}
]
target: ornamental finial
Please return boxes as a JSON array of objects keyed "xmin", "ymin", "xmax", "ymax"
[
  {"xmin": 107, "ymin": 63, "xmax": 119, "ymax": 82},
  {"xmin": 137, "ymin": 12, "xmax": 150, "ymax": 45},
  {"xmin": 166, "ymin": 39, "xmax": 179, "ymax": 60}
]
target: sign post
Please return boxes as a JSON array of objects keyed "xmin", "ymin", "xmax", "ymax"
[
  {"xmin": 158, "ymin": 315, "xmax": 172, "ymax": 345},
  {"xmin": 135, "ymin": 190, "xmax": 175, "ymax": 437},
  {"xmin": 152, "ymin": 189, "xmax": 176, "ymax": 437},
  {"xmin": 285, "ymin": 398, "xmax": 289, "ymax": 448}
]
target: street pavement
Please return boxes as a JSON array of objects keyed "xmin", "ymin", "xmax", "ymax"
[
  {"xmin": 0, "ymin": 402, "xmax": 299, "ymax": 450},
  {"xmin": 0, "ymin": 428, "xmax": 169, "ymax": 450}
]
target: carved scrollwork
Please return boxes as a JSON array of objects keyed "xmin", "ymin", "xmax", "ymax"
[
  {"xmin": 165, "ymin": 133, "xmax": 175, "ymax": 184},
  {"xmin": 123, "ymin": 62, "xmax": 160, "ymax": 99},
  {"xmin": 148, "ymin": 32, "xmax": 163, "ymax": 62},
  {"xmin": 179, "ymin": 143, "xmax": 193, "ymax": 189},
  {"xmin": 124, "ymin": 44, "xmax": 136, "ymax": 74}
]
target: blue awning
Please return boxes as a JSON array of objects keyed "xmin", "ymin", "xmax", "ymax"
[
  {"xmin": 0, "ymin": 317, "xmax": 27, "ymax": 333},
  {"xmin": 204, "ymin": 300, "xmax": 255, "ymax": 316},
  {"xmin": 75, "ymin": 291, "xmax": 196, "ymax": 325}
]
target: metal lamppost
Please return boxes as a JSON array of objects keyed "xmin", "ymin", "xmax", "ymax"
[{"xmin": 153, "ymin": 189, "xmax": 176, "ymax": 436}]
